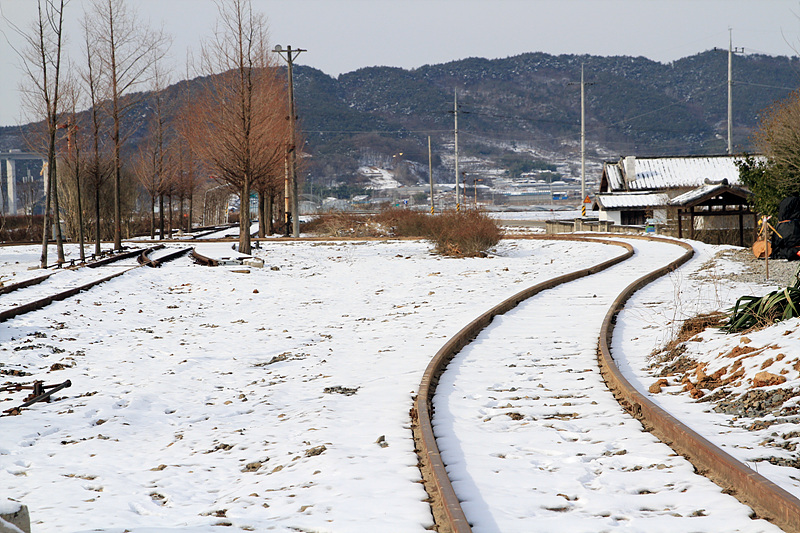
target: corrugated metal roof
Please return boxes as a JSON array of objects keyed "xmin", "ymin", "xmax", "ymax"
[
  {"xmin": 603, "ymin": 155, "xmax": 753, "ymax": 192},
  {"xmin": 596, "ymin": 192, "xmax": 669, "ymax": 209}
]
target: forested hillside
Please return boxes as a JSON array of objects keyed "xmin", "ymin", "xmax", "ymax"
[{"xmin": 3, "ymin": 49, "xmax": 799, "ymax": 188}]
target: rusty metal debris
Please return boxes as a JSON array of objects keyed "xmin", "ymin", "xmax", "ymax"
[{"xmin": 2, "ymin": 379, "xmax": 72, "ymax": 416}]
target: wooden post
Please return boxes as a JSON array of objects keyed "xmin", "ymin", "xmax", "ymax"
[
  {"xmin": 738, "ymin": 208, "xmax": 744, "ymax": 247},
  {"xmin": 764, "ymin": 215, "xmax": 770, "ymax": 280}
]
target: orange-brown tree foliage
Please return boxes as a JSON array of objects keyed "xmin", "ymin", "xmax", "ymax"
[{"xmin": 180, "ymin": 0, "xmax": 288, "ymax": 253}]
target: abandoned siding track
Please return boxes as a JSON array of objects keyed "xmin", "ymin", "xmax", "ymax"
[
  {"xmin": 0, "ymin": 245, "xmax": 167, "ymax": 323},
  {"xmin": 413, "ymin": 234, "xmax": 800, "ymax": 533}
]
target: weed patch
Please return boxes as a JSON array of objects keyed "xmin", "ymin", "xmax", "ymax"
[{"xmin": 304, "ymin": 208, "xmax": 501, "ymax": 257}]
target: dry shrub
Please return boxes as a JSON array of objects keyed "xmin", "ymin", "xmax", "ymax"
[
  {"xmin": 302, "ymin": 213, "xmax": 383, "ymax": 237},
  {"xmin": 303, "ymin": 208, "xmax": 500, "ymax": 257},
  {"xmin": 677, "ymin": 311, "xmax": 727, "ymax": 341},
  {"xmin": 373, "ymin": 208, "xmax": 433, "ymax": 237},
  {"xmin": 654, "ymin": 311, "xmax": 726, "ymax": 365},
  {"xmin": 0, "ymin": 215, "xmax": 43, "ymax": 242},
  {"xmin": 428, "ymin": 209, "xmax": 501, "ymax": 257}
]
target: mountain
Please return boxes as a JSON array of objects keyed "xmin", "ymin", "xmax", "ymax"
[
  {"xmin": 3, "ymin": 50, "xmax": 799, "ymax": 192},
  {"xmin": 292, "ymin": 49, "xmax": 799, "ymax": 187}
]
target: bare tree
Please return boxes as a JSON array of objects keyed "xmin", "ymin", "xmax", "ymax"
[
  {"xmin": 131, "ymin": 62, "xmax": 171, "ymax": 239},
  {"xmin": 81, "ymin": 14, "xmax": 113, "ymax": 256},
  {"xmin": 85, "ymin": 0, "xmax": 168, "ymax": 250},
  {"xmin": 12, "ymin": 0, "xmax": 68, "ymax": 267},
  {"xmin": 131, "ymin": 131, "xmax": 166, "ymax": 239},
  {"xmin": 181, "ymin": 0, "xmax": 287, "ymax": 254},
  {"xmin": 56, "ymin": 76, "xmax": 88, "ymax": 262}
]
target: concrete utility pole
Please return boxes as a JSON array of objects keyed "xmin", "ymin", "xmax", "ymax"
[
  {"xmin": 728, "ymin": 29, "xmax": 744, "ymax": 154},
  {"xmin": 274, "ymin": 44, "xmax": 306, "ymax": 237},
  {"xmin": 428, "ymin": 136, "xmax": 435, "ymax": 214},
  {"xmin": 581, "ymin": 63, "xmax": 586, "ymax": 208},
  {"xmin": 569, "ymin": 64, "xmax": 593, "ymax": 215},
  {"xmin": 454, "ymin": 88, "xmax": 460, "ymax": 211}
]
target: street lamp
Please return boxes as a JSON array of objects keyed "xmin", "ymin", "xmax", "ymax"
[{"xmin": 273, "ymin": 44, "xmax": 306, "ymax": 238}]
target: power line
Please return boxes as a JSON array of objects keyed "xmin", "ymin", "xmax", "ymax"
[{"xmin": 734, "ymin": 81, "xmax": 797, "ymax": 91}]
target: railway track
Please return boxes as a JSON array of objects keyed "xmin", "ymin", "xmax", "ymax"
[
  {"xmin": 138, "ymin": 245, "xmax": 192, "ymax": 267},
  {"xmin": 413, "ymin": 234, "xmax": 800, "ymax": 532},
  {"xmin": 0, "ymin": 245, "xmax": 190, "ymax": 323}
]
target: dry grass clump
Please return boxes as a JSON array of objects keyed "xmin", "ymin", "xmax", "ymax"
[
  {"xmin": 426, "ymin": 209, "xmax": 501, "ymax": 257},
  {"xmin": 303, "ymin": 208, "xmax": 500, "ymax": 257},
  {"xmin": 301, "ymin": 213, "xmax": 384, "ymax": 237},
  {"xmin": 373, "ymin": 208, "xmax": 434, "ymax": 237}
]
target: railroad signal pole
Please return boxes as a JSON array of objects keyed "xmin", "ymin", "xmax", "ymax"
[{"xmin": 274, "ymin": 44, "xmax": 306, "ymax": 237}]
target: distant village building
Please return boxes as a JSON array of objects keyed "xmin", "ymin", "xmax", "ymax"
[{"xmin": 593, "ymin": 154, "xmax": 757, "ymax": 245}]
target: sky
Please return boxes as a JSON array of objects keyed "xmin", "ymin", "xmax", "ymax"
[{"xmin": 1, "ymin": 0, "xmax": 799, "ymax": 127}]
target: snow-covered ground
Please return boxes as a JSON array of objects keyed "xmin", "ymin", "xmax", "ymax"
[
  {"xmin": 0, "ymin": 237, "xmax": 794, "ymax": 532},
  {"xmin": 435, "ymin": 237, "xmax": 785, "ymax": 532}
]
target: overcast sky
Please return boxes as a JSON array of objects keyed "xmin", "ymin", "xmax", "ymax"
[{"xmin": 1, "ymin": 0, "xmax": 799, "ymax": 127}]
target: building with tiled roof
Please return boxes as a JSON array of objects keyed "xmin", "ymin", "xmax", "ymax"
[{"xmin": 593, "ymin": 155, "xmax": 757, "ymax": 245}]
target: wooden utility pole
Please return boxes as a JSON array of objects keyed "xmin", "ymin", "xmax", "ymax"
[{"xmin": 274, "ymin": 44, "xmax": 306, "ymax": 238}]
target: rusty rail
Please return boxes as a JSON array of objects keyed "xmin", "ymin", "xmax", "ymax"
[
  {"xmin": 412, "ymin": 235, "xmax": 635, "ymax": 532},
  {"xmin": 0, "ymin": 245, "xmax": 164, "ymax": 323},
  {"xmin": 86, "ymin": 247, "xmax": 152, "ymax": 268},
  {"xmin": 137, "ymin": 244, "xmax": 165, "ymax": 267},
  {"xmin": 2, "ymin": 380, "xmax": 72, "ymax": 416},
  {"xmin": 190, "ymin": 248, "xmax": 219, "ymax": 266},
  {"xmin": 595, "ymin": 234, "xmax": 800, "ymax": 532},
  {"xmin": 0, "ymin": 273, "xmax": 53, "ymax": 297},
  {"xmin": 415, "ymin": 233, "xmax": 800, "ymax": 532},
  {"xmin": 138, "ymin": 246, "xmax": 191, "ymax": 268},
  {"xmin": 0, "ymin": 267, "xmax": 133, "ymax": 323}
]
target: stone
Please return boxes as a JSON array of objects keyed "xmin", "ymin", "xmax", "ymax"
[
  {"xmin": 305, "ymin": 445, "xmax": 326, "ymax": 457},
  {"xmin": 243, "ymin": 258, "xmax": 264, "ymax": 268},
  {"xmin": 648, "ymin": 379, "xmax": 669, "ymax": 394},
  {"xmin": 752, "ymin": 371, "xmax": 787, "ymax": 388},
  {"xmin": 0, "ymin": 501, "xmax": 30, "ymax": 533}
]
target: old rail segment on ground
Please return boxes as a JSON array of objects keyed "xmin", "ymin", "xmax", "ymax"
[
  {"xmin": 412, "ymin": 233, "xmax": 800, "ymax": 533},
  {"xmin": 0, "ymin": 245, "xmax": 190, "ymax": 324}
]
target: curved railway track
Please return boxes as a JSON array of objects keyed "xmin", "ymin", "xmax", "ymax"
[
  {"xmin": 138, "ymin": 245, "xmax": 192, "ymax": 267},
  {"xmin": 413, "ymin": 234, "xmax": 800, "ymax": 533}
]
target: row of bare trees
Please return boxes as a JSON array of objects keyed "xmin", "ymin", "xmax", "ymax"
[
  {"xmin": 184, "ymin": 0, "xmax": 290, "ymax": 254},
  {"xmin": 12, "ymin": 0, "xmax": 296, "ymax": 264}
]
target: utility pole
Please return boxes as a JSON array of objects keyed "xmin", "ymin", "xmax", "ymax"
[
  {"xmin": 454, "ymin": 88, "xmax": 460, "ymax": 211},
  {"xmin": 728, "ymin": 29, "xmax": 744, "ymax": 154},
  {"xmin": 581, "ymin": 63, "xmax": 586, "ymax": 209},
  {"xmin": 428, "ymin": 136, "xmax": 434, "ymax": 214},
  {"xmin": 273, "ymin": 44, "xmax": 306, "ymax": 237},
  {"xmin": 569, "ymin": 64, "xmax": 593, "ymax": 215}
]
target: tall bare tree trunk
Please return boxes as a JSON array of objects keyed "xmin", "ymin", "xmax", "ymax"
[
  {"xmin": 158, "ymin": 193, "xmax": 164, "ymax": 240},
  {"xmin": 94, "ymin": 185, "xmax": 101, "ymax": 256}
]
